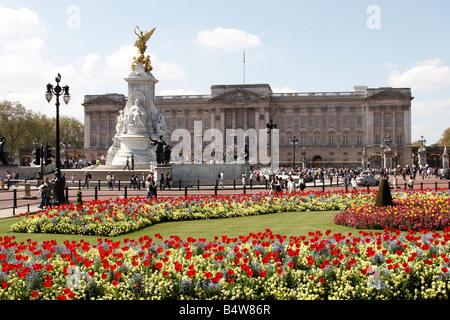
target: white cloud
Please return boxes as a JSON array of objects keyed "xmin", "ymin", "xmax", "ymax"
[
  {"xmin": 196, "ymin": 27, "xmax": 262, "ymax": 51},
  {"xmin": 0, "ymin": 5, "xmax": 46, "ymax": 36},
  {"xmin": 413, "ymin": 98, "xmax": 450, "ymax": 116},
  {"xmin": 388, "ymin": 58, "xmax": 450, "ymax": 91},
  {"xmin": 0, "ymin": 5, "xmax": 187, "ymax": 123},
  {"xmin": 272, "ymin": 86, "xmax": 298, "ymax": 93}
]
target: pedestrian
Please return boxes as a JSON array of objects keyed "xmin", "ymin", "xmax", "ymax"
[
  {"xmin": 146, "ymin": 173, "xmax": 157, "ymax": 199},
  {"xmin": 269, "ymin": 176, "xmax": 277, "ymax": 195},
  {"xmin": 160, "ymin": 173, "xmax": 165, "ymax": 191},
  {"xmin": 44, "ymin": 177, "xmax": 52, "ymax": 207},
  {"xmin": 123, "ymin": 157, "xmax": 131, "ymax": 170},
  {"xmin": 35, "ymin": 171, "xmax": 42, "ymax": 187},
  {"xmin": 393, "ymin": 175, "xmax": 398, "ymax": 189},
  {"xmin": 71, "ymin": 174, "xmax": 75, "ymax": 184},
  {"xmin": 106, "ymin": 172, "xmax": 113, "ymax": 190},
  {"xmin": 408, "ymin": 176, "xmax": 415, "ymax": 190},
  {"xmin": 37, "ymin": 180, "xmax": 46, "ymax": 209},
  {"xmin": 299, "ymin": 175, "xmax": 306, "ymax": 191},
  {"xmin": 165, "ymin": 172, "xmax": 171, "ymax": 190},
  {"xmin": 219, "ymin": 171, "xmax": 224, "ymax": 188},
  {"xmin": 351, "ymin": 174, "xmax": 357, "ymax": 190},
  {"xmin": 83, "ymin": 172, "xmax": 91, "ymax": 188},
  {"xmin": 287, "ymin": 177, "xmax": 296, "ymax": 194}
]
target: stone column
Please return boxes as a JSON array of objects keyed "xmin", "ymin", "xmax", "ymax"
[
  {"xmin": 254, "ymin": 108, "xmax": 260, "ymax": 131},
  {"xmin": 362, "ymin": 147, "xmax": 369, "ymax": 169},
  {"xmin": 84, "ymin": 111, "xmax": 91, "ymax": 148},
  {"xmin": 384, "ymin": 147, "xmax": 393, "ymax": 169},
  {"xmin": 443, "ymin": 146, "xmax": 449, "ymax": 169},
  {"xmin": 418, "ymin": 146, "xmax": 427, "ymax": 167}
]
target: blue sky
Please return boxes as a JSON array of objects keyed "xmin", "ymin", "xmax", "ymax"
[{"xmin": 1, "ymin": 0, "xmax": 449, "ymax": 144}]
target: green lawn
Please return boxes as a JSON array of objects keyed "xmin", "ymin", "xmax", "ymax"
[{"xmin": 0, "ymin": 210, "xmax": 371, "ymax": 243}]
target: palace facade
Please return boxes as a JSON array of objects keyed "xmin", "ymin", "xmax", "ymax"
[{"xmin": 83, "ymin": 84, "xmax": 413, "ymax": 168}]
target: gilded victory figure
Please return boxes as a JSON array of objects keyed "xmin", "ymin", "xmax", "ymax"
[{"xmin": 132, "ymin": 26, "xmax": 156, "ymax": 72}]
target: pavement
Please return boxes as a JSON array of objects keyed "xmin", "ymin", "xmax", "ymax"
[{"xmin": 0, "ymin": 175, "xmax": 448, "ymax": 220}]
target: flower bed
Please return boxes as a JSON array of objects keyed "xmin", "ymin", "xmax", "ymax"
[
  {"xmin": 10, "ymin": 190, "xmax": 375, "ymax": 237},
  {"xmin": 2, "ymin": 228, "xmax": 450, "ymax": 300},
  {"xmin": 334, "ymin": 190, "xmax": 450, "ymax": 231}
]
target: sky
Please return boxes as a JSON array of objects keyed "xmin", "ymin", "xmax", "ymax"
[{"xmin": 0, "ymin": 0, "xmax": 449, "ymax": 144}]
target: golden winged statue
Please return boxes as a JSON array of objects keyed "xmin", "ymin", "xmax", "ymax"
[{"xmin": 132, "ymin": 26, "xmax": 156, "ymax": 72}]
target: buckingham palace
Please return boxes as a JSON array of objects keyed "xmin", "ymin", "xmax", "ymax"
[{"xmin": 83, "ymin": 83, "xmax": 413, "ymax": 169}]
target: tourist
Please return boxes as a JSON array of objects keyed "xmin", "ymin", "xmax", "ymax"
[
  {"xmin": 219, "ymin": 171, "xmax": 224, "ymax": 188},
  {"xmin": 287, "ymin": 177, "xmax": 296, "ymax": 194},
  {"xmin": 146, "ymin": 173, "xmax": 157, "ymax": 199},
  {"xmin": 165, "ymin": 172, "xmax": 171, "ymax": 190},
  {"xmin": 37, "ymin": 180, "xmax": 46, "ymax": 209},
  {"xmin": 160, "ymin": 173, "xmax": 165, "ymax": 191},
  {"xmin": 298, "ymin": 175, "xmax": 306, "ymax": 191},
  {"xmin": 123, "ymin": 157, "xmax": 131, "ymax": 170},
  {"xmin": 351, "ymin": 174, "xmax": 357, "ymax": 190},
  {"xmin": 83, "ymin": 172, "xmax": 91, "ymax": 188},
  {"xmin": 44, "ymin": 177, "xmax": 52, "ymax": 208},
  {"xmin": 408, "ymin": 176, "xmax": 415, "ymax": 190}
]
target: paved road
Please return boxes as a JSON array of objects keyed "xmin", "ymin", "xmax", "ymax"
[{"xmin": 1, "ymin": 176, "xmax": 448, "ymax": 220}]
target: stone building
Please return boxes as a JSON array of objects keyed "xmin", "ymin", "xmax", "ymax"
[{"xmin": 83, "ymin": 84, "xmax": 413, "ymax": 169}]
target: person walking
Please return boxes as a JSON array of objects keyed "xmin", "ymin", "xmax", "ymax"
[
  {"xmin": 37, "ymin": 180, "xmax": 46, "ymax": 209},
  {"xmin": 219, "ymin": 171, "xmax": 224, "ymax": 188},
  {"xmin": 123, "ymin": 157, "xmax": 131, "ymax": 170},
  {"xmin": 83, "ymin": 172, "xmax": 91, "ymax": 189},
  {"xmin": 287, "ymin": 177, "xmax": 296, "ymax": 194},
  {"xmin": 44, "ymin": 177, "xmax": 52, "ymax": 208},
  {"xmin": 146, "ymin": 173, "xmax": 157, "ymax": 200},
  {"xmin": 164, "ymin": 172, "xmax": 171, "ymax": 190},
  {"xmin": 351, "ymin": 174, "xmax": 357, "ymax": 190}
]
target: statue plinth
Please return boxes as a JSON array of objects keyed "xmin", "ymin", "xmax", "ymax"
[{"xmin": 108, "ymin": 63, "xmax": 169, "ymax": 167}]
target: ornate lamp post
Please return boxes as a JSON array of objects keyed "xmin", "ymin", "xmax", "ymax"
[
  {"xmin": 266, "ymin": 119, "xmax": 277, "ymax": 175},
  {"xmin": 290, "ymin": 136, "xmax": 298, "ymax": 170},
  {"xmin": 45, "ymin": 73, "xmax": 70, "ymax": 205}
]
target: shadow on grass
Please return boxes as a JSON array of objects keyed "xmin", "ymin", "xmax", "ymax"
[{"xmin": 0, "ymin": 210, "xmax": 373, "ymax": 243}]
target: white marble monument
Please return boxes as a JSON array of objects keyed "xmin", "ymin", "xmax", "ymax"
[{"xmin": 107, "ymin": 27, "xmax": 168, "ymax": 168}]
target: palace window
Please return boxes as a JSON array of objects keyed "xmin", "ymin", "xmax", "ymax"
[
  {"xmin": 357, "ymin": 135, "xmax": 363, "ymax": 146},
  {"xmin": 342, "ymin": 116, "xmax": 348, "ymax": 126},
  {"xmin": 343, "ymin": 135, "xmax": 348, "ymax": 146}
]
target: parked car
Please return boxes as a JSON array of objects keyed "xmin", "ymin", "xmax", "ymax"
[
  {"xmin": 439, "ymin": 168, "xmax": 450, "ymax": 180},
  {"xmin": 356, "ymin": 175, "xmax": 380, "ymax": 186}
]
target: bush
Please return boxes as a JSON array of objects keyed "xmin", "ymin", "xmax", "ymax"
[
  {"xmin": 374, "ymin": 178, "xmax": 393, "ymax": 207},
  {"xmin": 76, "ymin": 191, "xmax": 83, "ymax": 206}
]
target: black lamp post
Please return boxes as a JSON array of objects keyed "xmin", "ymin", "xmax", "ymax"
[
  {"xmin": 290, "ymin": 136, "xmax": 298, "ymax": 170},
  {"xmin": 266, "ymin": 119, "xmax": 277, "ymax": 175},
  {"xmin": 45, "ymin": 73, "xmax": 70, "ymax": 205}
]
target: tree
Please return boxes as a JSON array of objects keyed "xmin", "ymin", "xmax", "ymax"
[
  {"xmin": 438, "ymin": 127, "xmax": 450, "ymax": 146},
  {"xmin": 374, "ymin": 178, "xmax": 394, "ymax": 208},
  {"xmin": 0, "ymin": 99, "xmax": 84, "ymax": 155},
  {"xmin": 0, "ymin": 100, "xmax": 34, "ymax": 155}
]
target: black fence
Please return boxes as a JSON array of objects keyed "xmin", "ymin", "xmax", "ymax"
[{"xmin": 1, "ymin": 177, "xmax": 450, "ymax": 216}]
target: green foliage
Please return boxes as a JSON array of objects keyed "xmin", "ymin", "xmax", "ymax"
[
  {"xmin": 76, "ymin": 191, "xmax": 83, "ymax": 206},
  {"xmin": 438, "ymin": 127, "xmax": 450, "ymax": 147},
  {"xmin": 0, "ymin": 99, "xmax": 84, "ymax": 155},
  {"xmin": 374, "ymin": 178, "xmax": 393, "ymax": 207}
]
